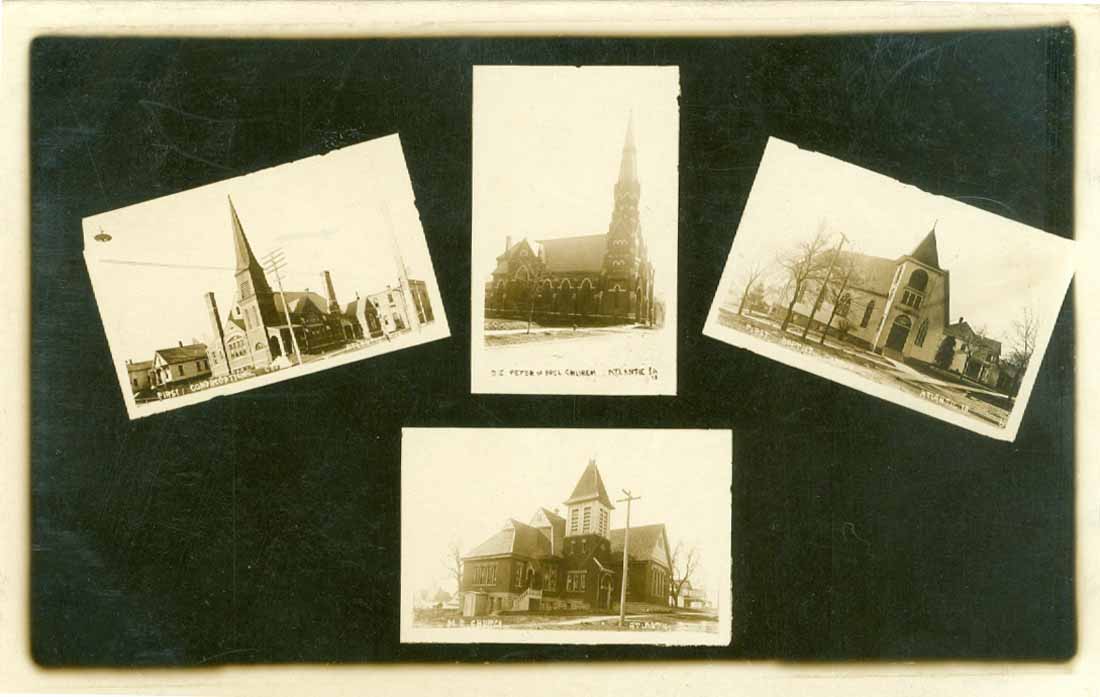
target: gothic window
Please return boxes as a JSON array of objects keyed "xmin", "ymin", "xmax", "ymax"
[
  {"xmin": 559, "ymin": 279, "xmax": 572, "ymax": 290},
  {"xmin": 861, "ymin": 300, "xmax": 875, "ymax": 328},
  {"xmin": 515, "ymin": 267, "xmax": 529, "ymax": 282},
  {"xmin": 915, "ymin": 319, "xmax": 929, "ymax": 347},
  {"xmin": 580, "ymin": 279, "xmax": 593, "ymax": 289},
  {"xmin": 908, "ymin": 269, "xmax": 929, "ymax": 292}
]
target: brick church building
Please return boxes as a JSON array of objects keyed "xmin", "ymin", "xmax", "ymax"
[
  {"xmin": 460, "ymin": 459, "xmax": 673, "ymax": 617},
  {"xmin": 484, "ymin": 116, "xmax": 657, "ymax": 327}
]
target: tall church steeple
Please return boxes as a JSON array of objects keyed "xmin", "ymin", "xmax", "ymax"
[
  {"xmin": 616, "ymin": 111, "xmax": 640, "ymax": 197},
  {"xmin": 605, "ymin": 114, "xmax": 643, "ymax": 284},
  {"xmin": 228, "ymin": 195, "xmax": 274, "ymax": 301}
]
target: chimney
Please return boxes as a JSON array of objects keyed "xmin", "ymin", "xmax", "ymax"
[
  {"xmin": 505, "ymin": 235, "xmax": 512, "ymax": 253},
  {"xmin": 322, "ymin": 270, "xmax": 340, "ymax": 313},
  {"xmin": 178, "ymin": 340, "xmax": 183, "ymax": 348}
]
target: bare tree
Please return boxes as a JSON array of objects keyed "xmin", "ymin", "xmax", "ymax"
[
  {"xmin": 818, "ymin": 252, "xmax": 863, "ymax": 346},
  {"xmin": 446, "ymin": 539, "xmax": 463, "ymax": 596},
  {"xmin": 668, "ymin": 541, "xmax": 700, "ymax": 608},
  {"xmin": 733, "ymin": 260, "xmax": 771, "ymax": 317},
  {"xmin": 1009, "ymin": 307, "xmax": 1039, "ymax": 369},
  {"xmin": 1006, "ymin": 306, "xmax": 1039, "ymax": 393},
  {"xmin": 777, "ymin": 221, "xmax": 834, "ymax": 332}
]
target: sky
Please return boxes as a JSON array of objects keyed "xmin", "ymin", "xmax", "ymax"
[
  {"xmin": 472, "ymin": 66, "xmax": 680, "ymax": 301},
  {"xmin": 83, "ymin": 134, "xmax": 439, "ymax": 362},
  {"xmin": 722, "ymin": 138, "xmax": 1075, "ymax": 348},
  {"xmin": 402, "ymin": 429, "xmax": 731, "ymax": 604}
]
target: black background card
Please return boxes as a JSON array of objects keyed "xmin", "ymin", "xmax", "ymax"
[{"xmin": 31, "ymin": 29, "xmax": 1074, "ymax": 665}]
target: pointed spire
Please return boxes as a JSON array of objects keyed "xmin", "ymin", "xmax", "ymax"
[
  {"xmin": 617, "ymin": 112, "xmax": 638, "ymax": 186},
  {"xmin": 228, "ymin": 195, "xmax": 261, "ymax": 273},
  {"xmin": 564, "ymin": 458, "xmax": 615, "ymax": 509},
  {"xmin": 909, "ymin": 222, "xmax": 941, "ymax": 269}
]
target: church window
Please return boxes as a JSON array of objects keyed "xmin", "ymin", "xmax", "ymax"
[
  {"xmin": 581, "ymin": 539, "xmax": 587, "ymax": 555},
  {"xmin": 514, "ymin": 565, "xmax": 524, "ymax": 589},
  {"xmin": 570, "ymin": 508, "xmax": 579, "ymax": 535},
  {"xmin": 861, "ymin": 300, "xmax": 875, "ymax": 328},
  {"xmin": 907, "ymin": 269, "xmax": 929, "ymax": 292},
  {"xmin": 240, "ymin": 279, "xmax": 252, "ymax": 298},
  {"xmin": 545, "ymin": 566, "xmax": 557, "ymax": 592},
  {"xmin": 567, "ymin": 571, "xmax": 587, "ymax": 593},
  {"xmin": 583, "ymin": 506, "xmax": 592, "ymax": 533},
  {"xmin": 900, "ymin": 289, "xmax": 923, "ymax": 310},
  {"xmin": 915, "ymin": 319, "xmax": 929, "ymax": 347},
  {"xmin": 599, "ymin": 509, "xmax": 608, "ymax": 537}
]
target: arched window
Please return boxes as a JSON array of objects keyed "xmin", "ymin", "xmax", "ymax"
[
  {"xmin": 580, "ymin": 278, "xmax": 593, "ymax": 289},
  {"xmin": 559, "ymin": 279, "xmax": 572, "ymax": 290},
  {"xmin": 861, "ymin": 300, "xmax": 875, "ymax": 328},
  {"xmin": 915, "ymin": 319, "xmax": 929, "ymax": 347},
  {"xmin": 908, "ymin": 269, "xmax": 929, "ymax": 292},
  {"xmin": 514, "ymin": 267, "xmax": 529, "ymax": 282}
]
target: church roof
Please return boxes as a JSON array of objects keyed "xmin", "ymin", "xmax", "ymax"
[
  {"xmin": 537, "ymin": 234, "xmax": 607, "ymax": 273},
  {"xmin": 272, "ymin": 291, "xmax": 330, "ymax": 316},
  {"xmin": 564, "ymin": 460, "xmax": 615, "ymax": 509},
  {"xmin": 155, "ymin": 343, "xmax": 208, "ymax": 365},
  {"xmin": 908, "ymin": 227, "xmax": 941, "ymax": 269},
  {"xmin": 838, "ymin": 251, "xmax": 901, "ymax": 297},
  {"xmin": 609, "ymin": 524, "xmax": 671, "ymax": 568},
  {"xmin": 464, "ymin": 519, "xmax": 556, "ymax": 560}
]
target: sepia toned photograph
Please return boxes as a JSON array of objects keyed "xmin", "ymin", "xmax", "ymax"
[
  {"xmin": 704, "ymin": 138, "xmax": 1074, "ymax": 441},
  {"xmin": 471, "ymin": 66, "xmax": 679, "ymax": 396},
  {"xmin": 83, "ymin": 134, "xmax": 449, "ymax": 419},
  {"xmin": 401, "ymin": 429, "xmax": 732, "ymax": 645}
]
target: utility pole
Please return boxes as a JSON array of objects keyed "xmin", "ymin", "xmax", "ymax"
[
  {"xmin": 800, "ymin": 231, "xmax": 849, "ymax": 342},
  {"xmin": 819, "ymin": 261, "xmax": 855, "ymax": 346},
  {"xmin": 261, "ymin": 248, "xmax": 302, "ymax": 364},
  {"xmin": 617, "ymin": 488, "xmax": 641, "ymax": 627},
  {"xmin": 380, "ymin": 203, "xmax": 422, "ymax": 334}
]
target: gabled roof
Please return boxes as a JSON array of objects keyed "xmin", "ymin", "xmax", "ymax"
[
  {"xmin": 154, "ymin": 343, "xmax": 208, "ymax": 364},
  {"xmin": 944, "ymin": 320, "xmax": 1001, "ymax": 355},
  {"xmin": 537, "ymin": 234, "xmax": 607, "ymax": 273},
  {"xmin": 837, "ymin": 251, "xmax": 898, "ymax": 297},
  {"xmin": 272, "ymin": 291, "xmax": 330, "ymax": 317},
  {"xmin": 343, "ymin": 297, "xmax": 378, "ymax": 318},
  {"xmin": 464, "ymin": 519, "xmax": 556, "ymax": 560},
  {"xmin": 609, "ymin": 523, "xmax": 671, "ymax": 568},
  {"xmin": 529, "ymin": 508, "xmax": 567, "ymax": 556},
  {"xmin": 127, "ymin": 360, "xmax": 153, "ymax": 372},
  {"xmin": 908, "ymin": 227, "xmax": 941, "ymax": 269},
  {"xmin": 564, "ymin": 460, "xmax": 615, "ymax": 509}
]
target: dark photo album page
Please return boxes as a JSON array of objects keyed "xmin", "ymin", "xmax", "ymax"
[{"xmin": 30, "ymin": 29, "xmax": 1073, "ymax": 665}]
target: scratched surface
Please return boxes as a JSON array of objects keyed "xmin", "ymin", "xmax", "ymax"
[{"xmin": 30, "ymin": 31, "xmax": 1074, "ymax": 664}]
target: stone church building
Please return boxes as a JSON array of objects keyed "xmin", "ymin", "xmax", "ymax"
[
  {"xmin": 460, "ymin": 460, "xmax": 673, "ymax": 617},
  {"xmin": 484, "ymin": 116, "xmax": 657, "ymax": 327},
  {"xmin": 785, "ymin": 227, "xmax": 952, "ymax": 363}
]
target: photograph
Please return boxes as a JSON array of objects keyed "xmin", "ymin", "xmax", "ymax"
[
  {"xmin": 83, "ymin": 134, "xmax": 450, "ymax": 419},
  {"xmin": 703, "ymin": 137, "xmax": 1074, "ymax": 441},
  {"xmin": 401, "ymin": 428, "xmax": 732, "ymax": 646},
  {"xmin": 471, "ymin": 66, "xmax": 679, "ymax": 396}
]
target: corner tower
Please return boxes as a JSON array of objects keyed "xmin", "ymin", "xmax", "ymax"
[
  {"xmin": 228, "ymin": 196, "xmax": 276, "ymax": 367},
  {"xmin": 872, "ymin": 223, "xmax": 950, "ymax": 362},
  {"xmin": 603, "ymin": 114, "xmax": 645, "ymax": 319}
]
